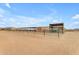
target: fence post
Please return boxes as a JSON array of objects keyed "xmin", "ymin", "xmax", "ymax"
[
  {"xmin": 58, "ymin": 28, "xmax": 59, "ymax": 38},
  {"xmin": 43, "ymin": 30, "xmax": 46, "ymax": 37}
]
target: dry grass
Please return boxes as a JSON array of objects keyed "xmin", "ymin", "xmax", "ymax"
[{"xmin": 0, "ymin": 30, "xmax": 79, "ymax": 55}]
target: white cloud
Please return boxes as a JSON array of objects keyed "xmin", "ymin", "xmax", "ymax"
[
  {"xmin": 65, "ymin": 21, "xmax": 79, "ymax": 29},
  {"xmin": 0, "ymin": 7, "xmax": 63, "ymax": 27},
  {"xmin": 51, "ymin": 18, "xmax": 63, "ymax": 24},
  {"xmin": 52, "ymin": 20, "xmax": 60, "ymax": 23},
  {"xmin": 0, "ymin": 14, "xmax": 4, "ymax": 18},
  {"xmin": 73, "ymin": 21, "xmax": 79, "ymax": 25},
  {"xmin": 0, "ymin": 8, "xmax": 6, "ymax": 14},
  {"xmin": 5, "ymin": 3, "xmax": 11, "ymax": 8},
  {"xmin": 68, "ymin": 14, "xmax": 79, "ymax": 29},
  {"xmin": 52, "ymin": 20, "xmax": 59, "ymax": 23},
  {"xmin": 72, "ymin": 14, "xmax": 79, "ymax": 19}
]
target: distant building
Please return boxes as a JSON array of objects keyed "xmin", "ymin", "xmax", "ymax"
[
  {"xmin": 16, "ymin": 27, "xmax": 37, "ymax": 31},
  {"xmin": 49, "ymin": 23, "xmax": 64, "ymax": 33},
  {"xmin": 36, "ymin": 27, "xmax": 49, "ymax": 32}
]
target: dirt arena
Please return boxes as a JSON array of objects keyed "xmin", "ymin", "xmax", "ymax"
[{"xmin": 0, "ymin": 30, "xmax": 79, "ymax": 55}]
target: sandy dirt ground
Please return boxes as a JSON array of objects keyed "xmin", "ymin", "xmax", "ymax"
[{"xmin": 0, "ymin": 30, "xmax": 79, "ymax": 55}]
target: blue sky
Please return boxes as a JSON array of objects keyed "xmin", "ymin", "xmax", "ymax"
[{"xmin": 0, "ymin": 3, "xmax": 79, "ymax": 29}]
